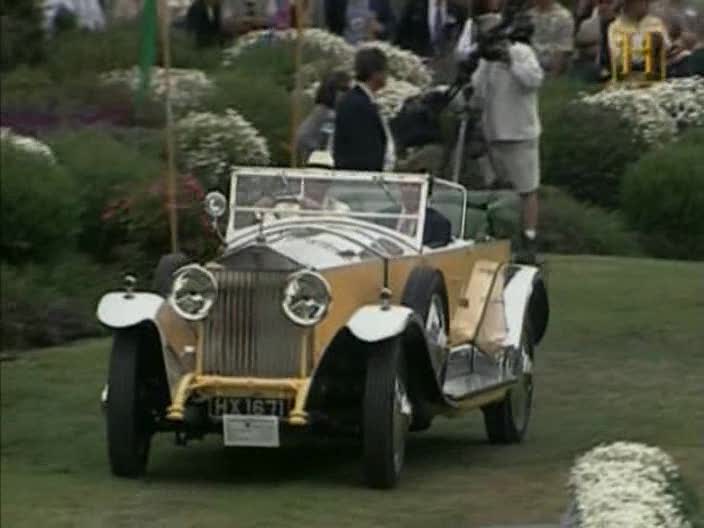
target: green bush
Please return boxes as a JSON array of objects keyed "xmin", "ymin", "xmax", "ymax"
[
  {"xmin": 540, "ymin": 79, "xmax": 649, "ymax": 210},
  {"xmin": 0, "ymin": 0, "xmax": 44, "ymax": 71},
  {"xmin": 0, "ymin": 143, "xmax": 80, "ymax": 262},
  {"xmin": 48, "ymin": 129, "xmax": 161, "ymax": 259},
  {"xmin": 0, "ymin": 255, "xmax": 112, "ymax": 350},
  {"xmin": 621, "ymin": 128, "xmax": 704, "ymax": 260},
  {"xmin": 45, "ymin": 25, "xmax": 141, "ymax": 80},
  {"xmin": 207, "ymin": 70, "xmax": 296, "ymax": 166},
  {"xmin": 539, "ymin": 186, "xmax": 643, "ymax": 256},
  {"xmin": 102, "ymin": 172, "xmax": 219, "ymax": 267}
]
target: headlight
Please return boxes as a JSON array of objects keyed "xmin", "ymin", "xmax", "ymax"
[
  {"xmin": 282, "ymin": 270, "xmax": 331, "ymax": 327},
  {"xmin": 169, "ymin": 264, "xmax": 218, "ymax": 321}
]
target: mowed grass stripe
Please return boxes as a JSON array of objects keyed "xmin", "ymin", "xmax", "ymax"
[{"xmin": 1, "ymin": 255, "xmax": 702, "ymax": 527}]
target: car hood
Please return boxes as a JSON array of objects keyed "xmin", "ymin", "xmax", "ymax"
[{"xmin": 222, "ymin": 222, "xmax": 412, "ymax": 271}]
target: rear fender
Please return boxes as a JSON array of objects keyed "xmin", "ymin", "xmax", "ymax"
[{"xmin": 504, "ymin": 266, "xmax": 549, "ymax": 348}]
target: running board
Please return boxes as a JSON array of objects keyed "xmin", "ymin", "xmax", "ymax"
[{"xmin": 441, "ymin": 345, "xmax": 516, "ymax": 401}]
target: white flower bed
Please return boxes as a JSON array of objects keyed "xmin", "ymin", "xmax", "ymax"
[
  {"xmin": 0, "ymin": 127, "xmax": 55, "ymax": 163},
  {"xmin": 223, "ymin": 28, "xmax": 354, "ymax": 66},
  {"xmin": 567, "ymin": 442, "xmax": 692, "ymax": 528},
  {"xmin": 647, "ymin": 77, "xmax": 704, "ymax": 129},
  {"xmin": 100, "ymin": 67, "xmax": 214, "ymax": 112},
  {"xmin": 224, "ymin": 30, "xmax": 433, "ymax": 90},
  {"xmin": 376, "ymin": 78, "xmax": 423, "ymax": 120},
  {"xmin": 176, "ymin": 109, "xmax": 271, "ymax": 184},
  {"xmin": 359, "ymin": 41, "xmax": 433, "ymax": 88},
  {"xmin": 304, "ymin": 77, "xmax": 421, "ymax": 120},
  {"xmin": 580, "ymin": 77, "xmax": 704, "ymax": 146}
]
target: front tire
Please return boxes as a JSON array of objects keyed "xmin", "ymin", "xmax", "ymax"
[
  {"xmin": 362, "ymin": 338, "xmax": 410, "ymax": 489},
  {"xmin": 106, "ymin": 328, "xmax": 153, "ymax": 477},
  {"xmin": 482, "ymin": 323, "xmax": 534, "ymax": 444}
]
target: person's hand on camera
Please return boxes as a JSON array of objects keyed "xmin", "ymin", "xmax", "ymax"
[{"xmin": 481, "ymin": 41, "xmax": 511, "ymax": 63}]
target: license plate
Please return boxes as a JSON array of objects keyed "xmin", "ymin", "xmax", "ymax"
[
  {"xmin": 223, "ymin": 415, "xmax": 279, "ymax": 447},
  {"xmin": 208, "ymin": 397, "xmax": 291, "ymax": 419}
]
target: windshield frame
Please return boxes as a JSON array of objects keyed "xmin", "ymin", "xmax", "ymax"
[{"xmin": 226, "ymin": 167, "xmax": 430, "ymax": 249}]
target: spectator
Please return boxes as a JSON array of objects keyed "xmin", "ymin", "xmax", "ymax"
[
  {"xmin": 669, "ymin": 28, "xmax": 704, "ymax": 75},
  {"xmin": 325, "ymin": 0, "xmax": 396, "ymax": 43},
  {"xmin": 220, "ymin": 0, "xmax": 277, "ymax": 36},
  {"xmin": 111, "ymin": 0, "xmax": 141, "ymax": 21},
  {"xmin": 43, "ymin": 0, "xmax": 106, "ymax": 34},
  {"xmin": 652, "ymin": 0, "xmax": 701, "ymax": 36},
  {"xmin": 395, "ymin": 0, "xmax": 468, "ymax": 58},
  {"xmin": 529, "ymin": 0, "xmax": 575, "ymax": 76},
  {"xmin": 456, "ymin": 0, "xmax": 503, "ymax": 61},
  {"xmin": 334, "ymin": 47, "xmax": 394, "ymax": 172},
  {"xmin": 573, "ymin": 0, "xmax": 618, "ymax": 81},
  {"xmin": 294, "ymin": 71, "xmax": 351, "ymax": 164},
  {"xmin": 608, "ymin": 0, "xmax": 670, "ymax": 72},
  {"xmin": 186, "ymin": 0, "xmax": 226, "ymax": 46},
  {"xmin": 471, "ymin": 12, "xmax": 544, "ymax": 263}
]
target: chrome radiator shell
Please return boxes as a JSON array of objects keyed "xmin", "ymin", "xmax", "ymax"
[{"xmin": 202, "ymin": 270, "xmax": 303, "ymax": 377}]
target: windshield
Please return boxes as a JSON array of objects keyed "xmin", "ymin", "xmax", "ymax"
[{"xmin": 229, "ymin": 169, "xmax": 428, "ymax": 243}]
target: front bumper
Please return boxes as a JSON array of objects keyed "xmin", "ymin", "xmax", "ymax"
[{"xmin": 166, "ymin": 374, "xmax": 311, "ymax": 426}]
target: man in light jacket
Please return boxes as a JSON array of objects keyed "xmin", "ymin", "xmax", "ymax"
[{"xmin": 472, "ymin": 14, "xmax": 544, "ymax": 262}]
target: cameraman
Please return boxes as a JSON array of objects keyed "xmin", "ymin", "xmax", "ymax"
[{"xmin": 472, "ymin": 13, "xmax": 544, "ymax": 263}]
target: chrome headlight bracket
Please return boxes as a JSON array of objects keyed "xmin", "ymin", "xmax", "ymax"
[{"xmin": 281, "ymin": 270, "xmax": 332, "ymax": 327}]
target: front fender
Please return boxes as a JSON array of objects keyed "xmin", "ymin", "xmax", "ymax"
[
  {"xmin": 346, "ymin": 305, "xmax": 415, "ymax": 343},
  {"xmin": 97, "ymin": 292, "xmax": 165, "ymax": 329}
]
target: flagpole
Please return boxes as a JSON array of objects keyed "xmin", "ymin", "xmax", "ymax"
[
  {"xmin": 290, "ymin": 0, "xmax": 308, "ymax": 168},
  {"xmin": 158, "ymin": 0, "xmax": 180, "ymax": 253}
]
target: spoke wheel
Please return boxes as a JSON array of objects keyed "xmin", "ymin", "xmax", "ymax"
[
  {"xmin": 426, "ymin": 293, "xmax": 448, "ymax": 349},
  {"xmin": 482, "ymin": 322, "xmax": 534, "ymax": 444}
]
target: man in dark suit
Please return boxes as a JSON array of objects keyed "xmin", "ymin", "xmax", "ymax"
[
  {"xmin": 333, "ymin": 47, "xmax": 390, "ymax": 172},
  {"xmin": 325, "ymin": 0, "xmax": 397, "ymax": 41},
  {"xmin": 395, "ymin": 0, "xmax": 467, "ymax": 57},
  {"xmin": 186, "ymin": 0, "xmax": 224, "ymax": 47}
]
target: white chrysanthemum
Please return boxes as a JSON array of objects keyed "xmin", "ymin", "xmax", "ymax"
[
  {"xmin": 100, "ymin": 67, "xmax": 214, "ymax": 112},
  {"xmin": 305, "ymin": 76, "xmax": 421, "ymax": 121},
  {"xmin": 647, "ymin": 76, "xmax": 704, "ymax": 130},
  {"xmin": 223, "ymin": 28, "xmax": 354, "ymax": 66},
  {"xmin": 359, "ymin": 41, "xmax": 433, "ymax": 88},
  {"xmin": 0, "ymin": 127, "xmax": 56, "ymax": 163},
  {"xmin": 581, "ymin": 77, "xmax": 704, "ymax": 145},
  {"xmin": 568, "ymin": 442, "xmax": 692, "ymax": 528},
  {"xmin": 376, "ymin": 78, "xmax": 423, "ymax": 120},
  {"xmin": 176, "ymin": 109, "xmax": 271, "ymax": 186}
]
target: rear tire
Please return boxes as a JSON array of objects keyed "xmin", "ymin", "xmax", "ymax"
[
  {"xmin": 482, "ymin": 323, "xmax": 534, "ymax": 444},
  {"xmin": 362, "ymin": 338, "xmax": 410, "ymax": 489},
  {"xmin": 106, "ymin": 328, "xmax": 153, "ymax": 477}
]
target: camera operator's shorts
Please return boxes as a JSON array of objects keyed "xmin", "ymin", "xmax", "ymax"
[{"xmin": 487, "ymin": 139, "xmax": 540, "ymax": 194}]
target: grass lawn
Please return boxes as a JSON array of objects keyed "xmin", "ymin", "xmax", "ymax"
[{"xmin": 1, "ymin": 255, "xmax": 702, "ymax": 527}]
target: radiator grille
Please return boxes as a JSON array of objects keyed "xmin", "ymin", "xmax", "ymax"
[{"xmin": 202, "ymin": 270, "xmax": 303, "ymax": 377}]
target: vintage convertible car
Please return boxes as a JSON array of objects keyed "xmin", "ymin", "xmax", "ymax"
[{"xmin": 97, "ymin": 167, "xmax": 549, "ymax": 488}]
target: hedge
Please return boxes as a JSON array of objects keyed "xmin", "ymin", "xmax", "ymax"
[
  {"xmin": 0, "ymin": 143, "xmax": 80, "ymax": 263},
  {"xmin": 540, "ymin": 79, "xmax": 650, "ymax": 210},
  {"xmin": 622, "ymin": 127, "xmax": 704, "ymax": 260}
]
